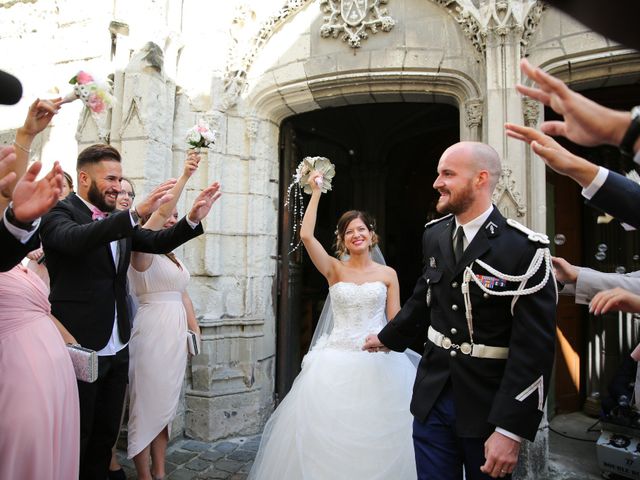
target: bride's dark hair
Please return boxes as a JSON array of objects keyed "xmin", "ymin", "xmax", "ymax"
[{"xmin": 334, "ymin": 210, "xmax": 378, "ymax": 258}]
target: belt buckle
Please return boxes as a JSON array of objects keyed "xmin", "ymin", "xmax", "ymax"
[
  {"xmin": 441, "ymin": 337, "xmax": 452, "ymax": 349},
  {"xmin": 460, "ymin": 342, "xmax": 472, "ymax": 355}
]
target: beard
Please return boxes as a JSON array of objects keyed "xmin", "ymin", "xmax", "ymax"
[
  {"xmin": 436, "ymin": 181, "xmax": 475, "ymax": 216},
  {"xmin": 87, "ymin": 181, "xmax": 117, "ymax": 213}
]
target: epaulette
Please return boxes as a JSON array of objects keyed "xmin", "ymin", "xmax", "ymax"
[
  {"xmin": 506, "ymin": 218, "xmax": 550, "ymax": 245},
  {"xmin": 425, "ymin": 213, "xmax": 453, "ymax": 228}
]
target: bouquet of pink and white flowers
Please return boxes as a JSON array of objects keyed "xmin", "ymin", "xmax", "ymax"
[
  {"xmin": 59, "ymin": 70, "xmax": 115, "ymax": 141},
  {"xmin": 186, "ymin": 121, "xmax": 216, "ymax": 150},
  {"xmin": 61, "ymin": 71, "xmax": 114, "ymax": 114}
]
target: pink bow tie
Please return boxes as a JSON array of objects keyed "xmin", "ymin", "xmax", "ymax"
[{"xmin": 90, "ymin": 206, "xmax": 107, "ymax": 221}]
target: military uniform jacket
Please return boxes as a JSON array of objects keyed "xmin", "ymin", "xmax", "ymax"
[{"xmin": 378, "ymin": 207, "xmax": 557, "ymax": 441}]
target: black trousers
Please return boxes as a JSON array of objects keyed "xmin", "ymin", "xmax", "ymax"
[{"xmin": 77, "ymin": 346, "xmax": 128, "ymax": 480}]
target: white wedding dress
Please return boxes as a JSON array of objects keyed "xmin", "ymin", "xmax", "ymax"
[{"xmin": 249, "ymin": 281, "xmax": 417, "ymax": 480}]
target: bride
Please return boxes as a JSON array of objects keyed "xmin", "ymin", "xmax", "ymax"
[{"xmin": 249, "ymin": 171, "xmax": 417, "ymax": 479}]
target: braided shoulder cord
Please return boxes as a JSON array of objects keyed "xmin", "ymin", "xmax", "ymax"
[{"xmin": 461, "ymin": 248, "xmax": 552, "ymax": 343}]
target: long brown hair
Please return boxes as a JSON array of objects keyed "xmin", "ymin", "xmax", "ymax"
[{"xmin": 334, "ymin": 210, "xmax": 378, "ymax": 258}]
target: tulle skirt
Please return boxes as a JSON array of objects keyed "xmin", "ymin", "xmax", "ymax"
[{"xmin": 249, "ymin": 348, "xmax": 417, "ymax": 480}]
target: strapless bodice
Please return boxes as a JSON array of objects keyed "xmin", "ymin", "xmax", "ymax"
[{"xmin": 315, "ymin": 281, "xmax": 387, "ymax": 351}]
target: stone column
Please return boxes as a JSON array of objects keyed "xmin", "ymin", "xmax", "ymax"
[
  {"xmin": 464, "ymin": 98, "xmax": 484, "ymax": 142},
  {"xmin": 483, "ymin": 1, "xmax": 530, "ymax": 224},
  {"xmin": 116, "ymin": 42, "xmax": 177, "ymax": 191}
]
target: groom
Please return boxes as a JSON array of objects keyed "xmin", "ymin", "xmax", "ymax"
[
  {"xmin": 364, "ymin": 142, "xmax": 556, "ymax": 479},
  {"xmin": 40, "ymin": 143, "xmax": 217, "ymax": 480}
]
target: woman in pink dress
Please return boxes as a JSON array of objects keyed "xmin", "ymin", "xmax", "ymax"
[
  {"xmin": 0, "ymin": 265, "xmax": 80, "ymax": 479},
  {"xmin": 0, "ymin": 96, "xmax": 80, "ymax": 480}
]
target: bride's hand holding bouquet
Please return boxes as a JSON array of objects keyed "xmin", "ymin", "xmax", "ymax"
[{"xmin": 307, "ymin": 170, "xmax": 324, "ymax": 194}]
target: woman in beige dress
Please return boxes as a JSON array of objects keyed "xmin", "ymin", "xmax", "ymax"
[{"xmin": 127, "ymin": 153, "xmax": 222, "ymax": 480}]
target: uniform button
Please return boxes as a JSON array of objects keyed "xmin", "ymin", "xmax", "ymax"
[
  {"xmin": 450, "ymin": 328, "xmax": 457, "ymax": 335},
  {"xmin": 423, "ymin": 342, "xmax": 428, "ymax": 348},
  {"xmin": 451, "ymin": 304, "xmax": 459, "ymax": 311},
  {"xmin": 451, "ymin": 282, "xmax": 459, "ymax": 288},
  {"xmin": 450, "ymin": 350, "xmax": 457, "ymax": 357},
  {"xmin": 483, "ymin": 293, "xmax": 489, "ymax": 299}
]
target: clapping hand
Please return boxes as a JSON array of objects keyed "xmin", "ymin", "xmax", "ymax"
[
  {"xmin": 134, "ymin": 179, "xmax": 177, "ymax": 219},
  {"xmin": 0, "ymin": 146, "xmax": 17, "ymax": 193},
  {"xmin": 589, "ymin": 287, "xmax": 640, "ymax": 315},
  {"xmin": 517, "ymin": 59, "xmax": 629, "ymax": 147},
  {"xmin": 188, "ymin": 182, "xmax": 222, "ymax": 224},
  {"xmin": 12, "ymin": 160, "xmax": 64, "ymax": 223},
  {"xmin": 504, "ymin": 122, "xmax": 598, "ymax": 188},
  {"xmin": 21, "ymin": 98, "xmax": 62, "ymax": 137}
]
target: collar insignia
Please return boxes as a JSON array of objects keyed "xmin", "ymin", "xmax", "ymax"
[{"xmin": 485, "ymin": 221, "xmax": 498, "ymax": 236}]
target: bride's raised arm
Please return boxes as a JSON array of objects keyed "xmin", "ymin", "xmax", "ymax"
[{"xmin": 300, "ymin": 171, "xmax": 340, "ymax": 282}]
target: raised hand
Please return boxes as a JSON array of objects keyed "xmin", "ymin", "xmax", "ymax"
[
  {"xmin": 0, "ymin": 146, "xmax": 17, "ymax": 193},
  {"xmin": 134, "ymin": 179, "xmax": 177, "ymax": 219},
  {"xmin": 307, "ymin": 170, "xmax": 323, "ymax": 193},
  {"xmin": 517, "ymin": 59, "xmax": 630, "ymax": 148},
  {"xmin": 589, "ymin": 287, "xmax": 640, "ymax": 315},
  {"xmin": 20, "ymin": 98, "xmax": 62, "ymax": 137},
  {"xmin": 187, "ymin": 182, "xmax": 222, "ymax": 223},
  {"xmin": 12, "ymin": 161, "xmax": 64, "ymax": 223},
  {"xmin": 183, "ymin": 151, "xmax": 201, "ymax": 179},
  {"xmin": 504, "ymin": 122, "xmax": 599, "ymax": 187}
]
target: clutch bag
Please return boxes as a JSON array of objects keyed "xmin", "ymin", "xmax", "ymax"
[
  {"xmin": 66, "ymin": 344, "xmax": 98, "ymax": 383},
  {"xmin": 187, "ymin": 330, "xmax": 201, "ymax": 356}
]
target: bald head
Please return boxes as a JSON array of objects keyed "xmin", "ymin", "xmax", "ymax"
[
  {"xmin": 442, "ymin": 142, "xmax": 502, "ymax": 193},
  {"xmin": 434, "ymin": 142, "xmax": 502, "ymax": 223},
  {"xmin": 468, "ymin": 142, "xmax": 502, "ymax": 192}
]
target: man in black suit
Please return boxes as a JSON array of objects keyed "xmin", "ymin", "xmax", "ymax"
[
  {"xmin": 40, "ymin": 143, "xmax": 219, "ymax": 480},
  {"xmin": 0, "ymin": 154, "xmax": 64, "ymax": 270},
  {"xmin": 364, "ymin": 142, "xmax": 557, "ymax": 479},
  {"xmin": 0, "ymin": 70, "xmax": 64, "ymax": 271}
]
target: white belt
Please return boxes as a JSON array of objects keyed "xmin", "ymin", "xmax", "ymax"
[
  {"xmin": 427, "ymin": 326, "xmax": 509, "ymax": 360},
  {"xmin": 137, "ymin": 291, "xmax": 182, "ymax": 303}
]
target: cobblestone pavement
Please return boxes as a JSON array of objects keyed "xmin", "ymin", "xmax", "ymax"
[
  {"xmin": 115, "ymin": 412, "xmax": 602, "ymax": 479},
  {"xmin": 116, "ymin": 435, "xmax": 259, "ymax": 480}
]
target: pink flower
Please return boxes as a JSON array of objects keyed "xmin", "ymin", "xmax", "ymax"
[
  {"xmin": 76, "ymin": 71, "xmax": 94, "ymax": 85},
  {"xmin": 87, "ymin": 94, "xmax": 105, "ymax": 113}
]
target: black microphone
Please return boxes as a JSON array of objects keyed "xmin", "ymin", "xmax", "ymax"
[
  {"xmin": 0, "ymin": 69, "xmax": 23, "ymax": 105},
  {"xmin": 37, "ymin": 254, "xmax": 46, "ymax": 265}
]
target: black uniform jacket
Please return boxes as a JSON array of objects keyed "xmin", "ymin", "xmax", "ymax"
[
  {"xmin": 40, "ymin": 193, "xmax": 203, "ymax": 350},
  {"xmin": 378, "ymin": 207, "xmax": 557, "ymax": 441}
]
